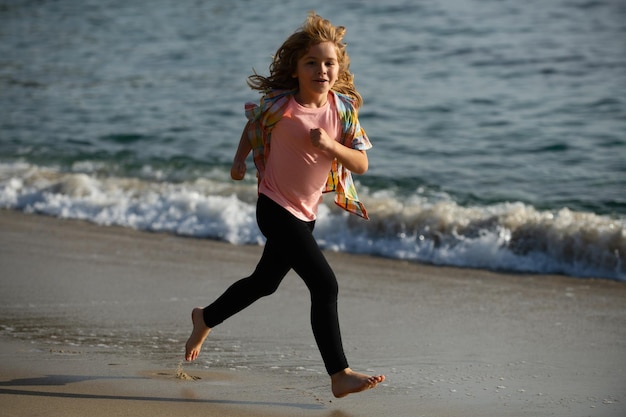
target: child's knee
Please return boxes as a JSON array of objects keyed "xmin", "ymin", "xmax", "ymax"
[
  {"xmin": 310, "ymin": 279, "xmax": 339, "ymax": 304},
  {"xmin": 248, "ymin": 277, "xmax": 282, "ymax": 297}
]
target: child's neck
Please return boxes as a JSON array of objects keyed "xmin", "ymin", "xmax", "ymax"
[{"xmin": 294, "ymin": 91, "xmax": 329, "ymax": 108}]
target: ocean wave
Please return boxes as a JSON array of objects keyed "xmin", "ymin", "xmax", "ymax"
[{"xmin": 1, "ymin": 162, "xmax": 624, "ymax": 281}]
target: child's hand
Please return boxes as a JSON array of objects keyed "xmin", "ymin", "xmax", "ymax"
[
  {"xmin": 231, "ymin": 160, "xmax": 246, "ymax": 180},
  {"xmin": 310, "ymin": 128, "xmax": 335, "ymax": 153}
]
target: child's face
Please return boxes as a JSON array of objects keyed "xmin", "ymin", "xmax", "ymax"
[{"xmin": 293, "ymin": 41, "xmax": 339, "ymax": 99}]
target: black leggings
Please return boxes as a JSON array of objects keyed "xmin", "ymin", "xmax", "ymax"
[{"xmin": 202, "ymin": 194, "xmax": 348, "ymax": 375}]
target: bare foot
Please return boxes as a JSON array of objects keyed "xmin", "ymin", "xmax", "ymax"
[
  {"xmin": 184, "ymin": 307, "xmax": 211, "ymax": 361},
  {"xmin": 330, "ymin": 368, "xmax": 385, "ymax": 398}
]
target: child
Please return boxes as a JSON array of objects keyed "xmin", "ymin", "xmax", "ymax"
[{"xmin": 185, "ymin": 12, "xmax": 384, "ymax": 398}]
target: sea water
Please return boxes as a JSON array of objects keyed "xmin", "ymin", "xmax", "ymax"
[{"xmin": 1, "ymin": 0, "xmax": 625, "ymax": 280}]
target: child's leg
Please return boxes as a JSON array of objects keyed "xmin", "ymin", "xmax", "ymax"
[
  {"xmin": 290, "ymin": 238, "xmax": 348, "ymax": 374},
  {"xmin": 185, "ymin": 195, "xmax": 292, "ymax": 361},
  {"xmin": 203, "ymin": 239, "xmax": 291, "ymax": 328},
  {"xmin": 269, "ymin": 203, "xmax": 385, "ymax": 397},
  {"xmin": 184, "ymin": 240, "xmax": 290, "ymax": 361},
  {"xmin": 287, "ymin": 222, "xmax": 385, "ymax": 397},
  {"xmin": 186, "ymin": 194, "xmax": 384, "ymax": 396}
]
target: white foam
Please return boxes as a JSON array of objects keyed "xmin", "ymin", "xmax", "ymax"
[
  {"xmin": 0, "ymin": 162, "xmax": 262, "ymax": 245},
  {"xmin": 315, "ymin": 189, "xmax": 625, "ymax": 280},
  {"xmin": 1, "ymin": 162, "xmax": 624, "ymax": 280}
]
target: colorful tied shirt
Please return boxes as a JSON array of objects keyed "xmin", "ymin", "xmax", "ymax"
[{"xmin": 244, "ymin": 89, "xmax": 372, "ymax": 220}]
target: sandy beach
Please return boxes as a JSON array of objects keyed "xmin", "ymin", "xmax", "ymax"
[{"xmin": 0, "ymin": 209, "xmax": 624, "ymax": 417}]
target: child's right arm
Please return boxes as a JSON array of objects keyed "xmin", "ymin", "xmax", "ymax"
[{"xmin": 231, "ymin": 121, "xmax": 252, "ymax": 180}]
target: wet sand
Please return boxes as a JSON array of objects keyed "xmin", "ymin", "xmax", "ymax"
[{"xmin": 0, "ymin": 209, "xmax": 625, "ymax": 416}]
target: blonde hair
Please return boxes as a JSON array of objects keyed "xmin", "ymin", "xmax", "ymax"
[{"xmin": 248, "ymin": 11, "xmax": 363, "ymax": 108}]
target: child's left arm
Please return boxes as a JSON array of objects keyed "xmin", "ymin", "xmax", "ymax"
[{"xmin": 310, "ymin": 128, "xmax": 368, "ymax": 174}]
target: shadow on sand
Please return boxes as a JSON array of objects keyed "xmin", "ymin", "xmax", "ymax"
[{"xmin": 0, "ymin": 373, "xmax": 326, "ymax": 411}]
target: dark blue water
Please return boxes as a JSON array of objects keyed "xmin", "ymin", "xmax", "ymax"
[{"xmin": 1, "ymin": 0, "xmax": 625, "ymax": 280}]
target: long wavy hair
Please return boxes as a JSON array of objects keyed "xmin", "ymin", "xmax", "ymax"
[{"xmin": 247, "ymin": 12, "xmax": 363, "ymax": 109}]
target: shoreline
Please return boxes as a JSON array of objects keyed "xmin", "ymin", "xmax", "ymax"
[{"xmin": 1, "ymin": 210, "xmax": 625, "ymax": 416}]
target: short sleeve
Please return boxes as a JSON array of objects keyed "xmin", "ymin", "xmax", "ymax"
[
  {"xmin": 350, "ymin": 118, "xmax": 372, "ymax": 151},
  {"xmin": 245, "ymin": 101, "xmax": 262, "ymax": 121}
]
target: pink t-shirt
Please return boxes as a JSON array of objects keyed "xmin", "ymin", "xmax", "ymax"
[{"xmin": 259, "ymin": 94, "xmax": 342, "ymax": 221}]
